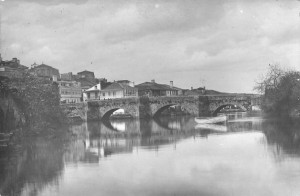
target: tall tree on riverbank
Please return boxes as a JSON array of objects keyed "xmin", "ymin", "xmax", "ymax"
[
  {"xmin": 254, "ymin": 64, "xmax": 300, "ymax": 117},
  {"xmin": 0, "ymin": 73, "xmax": 66, "ymax": 131}
]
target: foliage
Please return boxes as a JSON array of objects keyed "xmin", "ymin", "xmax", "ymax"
[
  {"xmin": 254, "ymin": 64, "xmax": 300, "ymax": 116},
  {"xmin": 0, "ymin": 73, "xmax": 66, "ymax": 130},
  {"xmin": 253, "ymin": 64, "xmax": 286, "ymax": 94}
]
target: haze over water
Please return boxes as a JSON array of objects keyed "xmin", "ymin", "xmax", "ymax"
[{"xmin": 1, "ymin": 112, "xmax": 300, "ymax": 196}]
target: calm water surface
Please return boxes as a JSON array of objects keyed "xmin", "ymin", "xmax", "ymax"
[{"xmin": 1, "ymin": 112, "xmax": 300, "ymax": 196}]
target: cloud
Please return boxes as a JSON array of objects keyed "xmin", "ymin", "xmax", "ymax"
[
  {"xmin": 1, "ymin": 0, "xmax": 299, "ymax": 93},
  {"xmin": 8, "ymin": 0, "xmax": 88, "ymax": 5}
]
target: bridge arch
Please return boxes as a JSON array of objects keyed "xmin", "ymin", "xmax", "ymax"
[
  {"xmin": 153, "ymin": 104, "xmax": 177, "ymax": 118},
  {"xmin": 211, "ymin": 103, "xmax": 248, "ymax": 116},
  {"xmin": 102, "ymin": 108, "xmax": 122, "ymax": 120},
  {"xmin": 101, "ymin": 119, "xmax": 119, "ymax": 131}
]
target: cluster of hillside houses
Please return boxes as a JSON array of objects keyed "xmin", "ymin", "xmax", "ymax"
[{"xmin": 0, "ymin": 55, "xmax": 206, "ymax": 104}]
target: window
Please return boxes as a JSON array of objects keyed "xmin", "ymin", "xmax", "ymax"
[
  {"xmin": 108, "ymin": 92, "xmax": 111, "ymax": 96},
  {"xmin": 113, "ymin": 91, "xmax": 116, "ymax": 97},
  {"xmin": 102, "ymin": 93, "xmax": 105, "ymax": 96},
  {"xmin": 87, "ymin": 93, "xmax": 90, "ymax": 98}
]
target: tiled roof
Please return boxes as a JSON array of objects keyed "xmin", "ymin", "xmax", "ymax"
[
  {"xmin": 35, "ymin": 64, "xmax": 58, "ymax": 71},
  {"xmin": 116, "ymin": 80, "xmax": 130, "ymax": 83},
  {"xmin": 102, "ymin": 82, "xmax": 136, "ymax": 91},
  {"xmin": 77, "ymin": 70, "xmax": 94, "ymax": 74},
  {"xmin": 135, "ymin": 82, "xmax": 181, "ymax": 91}
]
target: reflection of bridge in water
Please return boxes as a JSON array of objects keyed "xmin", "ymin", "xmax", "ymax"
[{"xmin": 65, "ymin": 114, "xmax": 263, "ymax": 163}]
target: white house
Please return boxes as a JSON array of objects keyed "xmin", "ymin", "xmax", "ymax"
[
  {"xmin": 83, "ymin": 83, "xmax": 101, "ymax": 101},
  {"xmin": 100, "ymin": 82, "xmax": 137, "ymax": 100}
]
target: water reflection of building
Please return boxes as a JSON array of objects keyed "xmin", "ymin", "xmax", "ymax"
[{"xmin": 64, "ymin": 114, "xmax": 268, "ymax": 163}]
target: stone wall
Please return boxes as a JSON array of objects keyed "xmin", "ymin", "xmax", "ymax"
[
  {"xmin": 60, "ymin": 102, "xmax": 87, "ymax": 121},
  {"xmin": 146, "ymin": 96, "xmax": 200, "ymax": 117},
  {"xmin": 206, "ymin": 95, "xmax": 252, "ymax": 115}
]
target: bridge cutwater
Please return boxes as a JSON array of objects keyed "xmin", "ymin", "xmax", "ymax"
[{"xmin": 61, "ymin": 95, "xmax": 260, "ymax": 121}]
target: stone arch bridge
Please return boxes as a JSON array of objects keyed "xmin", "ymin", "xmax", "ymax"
[{"xmin": 65, "ymin": 95, "xmax": 256, "ymax": 121}]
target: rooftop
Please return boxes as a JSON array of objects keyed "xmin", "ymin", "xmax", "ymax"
[
  {"xmin": 77, "ymin": 70, "xmax": 94, "ymax": 74},
  {"xmin": 102, "ymin": 82, "xmax": 136, "ymax": 91},
  {"xmin": 32, "ymin": 63, "xmax": 59, "ymax": 71},
  {"xmin": 76, "ymin": 78, "xmax": 97, "ymax": 87},
  {"xmin": 135, "ymin": 82, "xmax": 181, "ymax": 91}
]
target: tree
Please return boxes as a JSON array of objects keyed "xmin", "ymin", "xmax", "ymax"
[
  {"xmin": 254, "ymin": 64, "xmax": 300, "ymax": 117},
  {"xmin": 253, "ymin": 64, "xmax": 285, "ymax": 94},
  {"xmin": 1, "ymin": 73, "xmax": 66, "ymax": 131}
]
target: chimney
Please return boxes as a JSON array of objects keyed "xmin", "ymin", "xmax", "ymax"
[
  {"xmin": 170, "ymin": 81, "xmax": 173, "ymax": 88},
  {"xmin": 129, "ymin": 81, "xmax": 135, "ymax": 87},
  {"xmin": 151, "ymin": 79, "xmax": 155, "ymax": 83}
]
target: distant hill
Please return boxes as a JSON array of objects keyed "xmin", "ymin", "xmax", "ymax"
[{"xmin": 205, "ymin": 89, "xmax": 228, "ymax": 95}]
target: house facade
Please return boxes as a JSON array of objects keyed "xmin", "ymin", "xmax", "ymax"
[
  {"xmin": 0, "ymin": 55, "xmax": 28, "ymax": 78},
  {"xmin": 135, "ymin": 80, "xmax": 181, "ymax": 97},
  {"xmin": 29, "ymin": 64, "xmax": 60, "ymax": 80},
  {"xmin": 57, "ymin": 81, "xmax": 82, "ymax": 104},
  {"xmin": 83, "ymin": 82, "xmax": 138, "ymax": 101},
  {"xmin": 77, "ymin": 70, "xmax": 95, "ymax": 80},
  {"xmin": 60, "ymin": 72, "xmax": 73, "ymax": 81},
  {"xmin": 100, "ymin": 83, "xmax": 137, "ymax": 100},
  {"xmin": 83, "ymin": 84, "xmax": 101, "ymax": 101}
]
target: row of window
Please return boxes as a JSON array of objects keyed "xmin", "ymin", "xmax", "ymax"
[
  {"xmin": 86, "ymin": 91, "xmax": 119, "ymax": 98},
  {"xmin": 61, "ymin": 98, "xmax": 81, "ymax": 103},
  {"xmin": 60, "ymin": 83, "xmax": 80, "ymax": 87},
  {"xmin": 61, "ymin": 90, "xmax": 82, "ymax": 95},
  {"xmin": 102, "ymin": 91, "xmax": 116, "ymax": 96}
]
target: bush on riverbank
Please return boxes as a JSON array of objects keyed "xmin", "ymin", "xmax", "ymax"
[
  {"xmin": 254, "ymin": 65, "xmax": 300, "ymax": 117},
  {"xmin": 0, "ymin": 74, "xmax": 67, "ymax": 132}
]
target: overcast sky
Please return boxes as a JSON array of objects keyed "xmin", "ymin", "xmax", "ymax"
[{"xmin": 0, "ymin": 0, "xmax": 299, "ymax": 93}]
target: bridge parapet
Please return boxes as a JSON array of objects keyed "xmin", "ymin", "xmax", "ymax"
[
  {"xmin": 88, "ymin": 97, "xmax": 139, "ymax": 105},
  {"xmin": 148, "ymin": 96, "xmax": 198, "ymax": 104},
  {"xmin": 204, "ymin": 95, "xmax": 252, "ymax": 101}
]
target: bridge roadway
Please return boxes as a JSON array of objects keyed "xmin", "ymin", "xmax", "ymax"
[{"xmin": 62, "ymin": 94, "xmax": 258, "ymax": 121}]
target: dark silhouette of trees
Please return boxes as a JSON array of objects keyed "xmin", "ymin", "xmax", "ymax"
[
  {"xmin": 254, "ymin": 64, "xmax": 300, "ymax": 117},
  {"xmin": 0, "ymin": 73, "xmax": 66, "ymax": 131}
]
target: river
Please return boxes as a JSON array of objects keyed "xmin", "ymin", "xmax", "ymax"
[{"xmin": 1, "ymin": 112, "xmax": 300, "ymax": 196}]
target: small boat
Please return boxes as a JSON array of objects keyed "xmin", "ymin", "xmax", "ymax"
[
  {"xmin": 195, "ymin": 124, "xmax": 227, "ymax": 132},
  {"xmin": 194, "ymin": 115, "xmax": 227, "ymax": 124}
]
